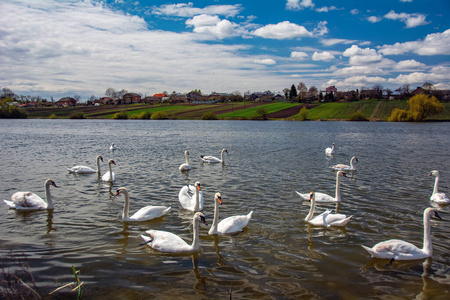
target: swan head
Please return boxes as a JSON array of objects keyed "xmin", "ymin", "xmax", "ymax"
[
  {"xmin": 308, "ymin": 191, "xmax": 315, "ymax": 201},
  {"xmin": 195, "ymin": 181, "xmax": 201, "ymax": 191},
  {"xmin": 215, "ymin": 192, "xmax": 222, "ymax": 205},
  {"xmin": 185, "ymin": 150, "xmax": 190, "ymax": 155},
  {"xmin": 98, "ymin": 155, "xmax": 104, "ymax": 162},
  {"xmin": 429, "ymin": 170, "xmax": 439, "ymax": 177},
  {"xmin": 45, "ymin": 179, "xmax": 59, "ymax": 188},
  {"xmin": 352, "ymin": 156, "xmax": 358, "ymax": 162},
  {"xmin": 108, "ymin": 159, "xmax": 116, "ymax": 165},
  {"xmin": 113, "ymin": 187, "xmax": 127, "ymax": 197},
  {"xmin": 332, "ymin": 142, "xmax": 335, "ymax": 146},
  {"xmin": 222, "ymin": 148, "xmax": 228, "ymax": 154},
  {"xmin": 194, "ymin": 212, "xmax": 208, "ymax": 225},
  {"xmin": 337, "ymin": 171, "xmax": 347, "ymax": 178}
]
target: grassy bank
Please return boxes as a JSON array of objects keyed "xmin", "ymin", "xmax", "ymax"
[{"xmin": 21, "ymin": 100, "xmax": 450, "ymax": 121}]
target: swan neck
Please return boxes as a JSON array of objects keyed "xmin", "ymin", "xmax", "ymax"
[
  {"xmin": 193, "ymin": 187, "xmax": 199, "ymax": 212},
  {"xmin": 191, "ymin": 217, "xmax": 200, "ymax": 250},
  {"xmin": 96, "ymin": 156, "xmax": 101, "ymax": 174},
  {"xmin": 122, "ymin": 190, "xmax": 130, "ymax": 219},
  {"xmin": 422, "ymin": 210, "xmax": 433, "ymax": 255},
  {"xmin": 185, "ymin": 152, "xmax": 189, "ymax": 165},
  {"xmin": 220, "ymin": 151, "xmax": 225, "ymax": 163},
  {"xmin": 305, "ymin": 197, "xmax": 315, "ymax": 222},
  {"xmin": 45, "ymin": 181, "xmax": 53, "ymax": 209},
  {"xmin": 209, "ymin": 198, "xmax": 219, "ymax": 234},
  {"xmin": 335, "ymin": 174, "xmax": 341, "ymax": 201},
  {"xmin": 433, "ymin": 176, "xmax": 439, "ymax": 195},
  {"xmin": 109, "ymin": 161, "xmax": 113, "ymax": 178}
]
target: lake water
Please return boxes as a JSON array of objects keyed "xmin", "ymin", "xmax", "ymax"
[{"xmin": 0, "ymin": 119, "xmax": 449, "ymax": 299}]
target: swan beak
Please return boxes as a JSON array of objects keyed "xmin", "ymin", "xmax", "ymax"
[
  {"xmin": 200, "ymin": 215, "xmax": 208, "ymax": 226},
  {"xmin": 112, "ymin": 160, "xmax": 116, "ymax": 165},
  {"xmin": 309, "ymin": 192, "xmax": 314, "ymax": 201},
  {"xmin": 51, "ymin": 181, "xmax": 59, "ymax": 188},
  {"xmin": 434, "ymin": 211, "xmax": 443, "ymax": 220},
  {"xmin": 342, "ymin": 173, "xmax": 347, "ymax": 177},
  {"xmin": 113, "ymin": 190, "xmax": 120, "ymax": 196},
  {"xmin": 217, "ymin": 196, "xmax": 222, "ymax": 205},
  {"xmin": 197, "ymin": 184, "xmax": 201, "ymax": 191},
  {"xmin": 100, "ymin": 156, "xmax": 104, "ymax": 162}
]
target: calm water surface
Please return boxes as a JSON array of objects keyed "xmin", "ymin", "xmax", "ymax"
[{"xmin": 0, "ymin": 119, "xmax": 449, "ymax": 299}]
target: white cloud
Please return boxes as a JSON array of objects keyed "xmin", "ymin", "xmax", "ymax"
[
  {"xmin": 350, "ymin": 9, "xmax": 359, "ymax": 15},
  {"xmin": 394, "ymin": 59, "xmax": 427, "ymax": 70},
  {"xmin": 252, "ymin": 21, "xmax": 312, "ymax": 39},
  {"xmin": 367, "ymin": 16, "xmax": 382, "ymax": 23},
  {"xmin": 286, "ymin": 0, "xmax": 315, "ymax": 11},
  {"xmin": 388, "ymin": 71, "xmax": 450, "ymax": 85},
  {"xmin": 321, "ymin": 38, "xmax": 358, "ymax": 46},
  {"xmin": 384, "ymin": 10, "xmax": 429, "ymax": 28},
  {"xmin": 333, "ymin": 66, "xmax": 387, "ymax": 76},
  {"xmin": 316, "ymin": 6, "xmax": 338, "ymax": 13},
  {"xmin": 379, "ymin": 29, "xmax": 450, "ymax": 55},
  {"xmin": 314, "ymin": 21, "xmax": 329, "ymax": 36},
  {"xmin": 290, "ymin": 51, "xmax": 308, "ymax": 59},
  {"xmin": 185, "ymin": 14, "xmax": 239, "ymax": 39},
  {"xmin": 343, "ymin": 45, "xmax": 384, "ymax": 65},
  {"xmin": 152, "ymin": 3, "xmax": 242, "ymax": 18},
  {"xmin": 254, "ymin": 59, "xmax": 277, "ymax": 65},
  {"xmin": 312, "ymin": 51, "xmax": 335, "ymax": 62},
  {"xmin": 399, "ymin": 0, "xmax": 413, "ymax": 2}
]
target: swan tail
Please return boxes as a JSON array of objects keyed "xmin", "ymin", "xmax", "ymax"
[
  {"xmin": 140, "ymin": 235, "xmax": 153, "ymax": 246},
  {"xmin": 247, "ymin": 211, "xmax": 254, "ymax": 219},
  {"xmin": 295, "ymin": 191, "xmax": 309, "ymax": 200},
  {"xmin": 163, "ymin": 206, "xmax": 171, "ymax": 215},
  {"xmin": 3, "ymin": 200, "xmax": 16, "ymax": 209},
  {"xmin": 361, "ymin": 245, "xmax": 376, "ymax": 257}
]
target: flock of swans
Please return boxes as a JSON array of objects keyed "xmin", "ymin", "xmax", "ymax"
[
  {"xmin": 3, "ymin": 141, "xmax": 448, "ymax": 261},
  {"xmin": 318, "ymin": 142, "xmax": 448, "ymax": 261}
]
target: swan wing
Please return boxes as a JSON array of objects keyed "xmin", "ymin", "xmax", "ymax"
[
  {"xmin": 217, "ymin": 211, "xmax": 253, "ymax": 234},
  {"xmin": 101, "ymin": 171, "xmax": 116, "ymax": 182},
  {"xmin": 186, "ymin": 186, "xmax": 204, "ymax": 210},
  {"xmin": 9, "ymin": 192, "xmax": 47, "ymax": 209},
  {"xmin": 331, "ymin": 164, "xmax": 352, "ymax": 171},
  {"xmin": 67, "ymin": 165, "xmax": 96, "ymax": 174},
  {"xmin": 325, "ymin": 214, "xmax": 352, "ymax": 227},
  {"xmin": 179, "ymin": 163, "xmax": 191, "ymax": 170},
  {"xmin": 308, "ymin": 209, "xmax": 332, "ymax": 226},
  {"xmin": 128, "ymin": 206, "xmax": 171, "ymax": 221},
  {"xmin": 362, "ymin": 239, "xmax": 424, "ymax": 260},
  {"xmin": 201, "ymin": 155, "xmax": 220, "ymax": 163},
  {"xmin": 179, "ymin": 186, "xmax": 196, "ymax": 210},
  {"xmin": 312, "ymin": 192, "xmax": 337, "ymax": 203},
  {"xmin": 430, "ymin": 192, "xmax": 450, "ymax": 204},
  {"xmin": 143, "ymin": 230, "xmax": 191, "ymax": 253}
]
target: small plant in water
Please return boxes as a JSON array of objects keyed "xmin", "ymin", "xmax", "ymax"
[{"xmin": 49, "ymin": 266, "xmax": 84, "ymax": 299}]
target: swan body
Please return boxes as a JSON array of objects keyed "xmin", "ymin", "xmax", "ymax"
[
  {"xmin": 67, "ymin": 155, "xmax": 103, "ymax": 174},
  {"xmin": 332, "ymin": 156, "xmax": 358, "ymax": 171},
  {"xmin": 114, "ymin": 187, "xmax": 171, "ymax": 222},
  {"xmin": 429, "ymin": 170, "xmax": 449, "ymax": 204},
  {"xmin": 4, "ymin": 179, "xmax": 59, "ymax": 210},
  {"xmin": 140, "ymin": 212, "xmax": 207, "ymax": 253},
  {"xmin": 362, "ymin": 207, "xmax": 442, "ymax": 260},
  {"xmin": 179, "ymin": 181, "xmax": 204, "ymax": 211},
  {"xmin": 201, "ymin": 148, "xmax": 228, "ymax": 164},
  {"xmin": 110, "ymin": 143, "xmax": 117, "ymax": 150},
  {"xmin": 304, "ymin": 191, "xmax": 351, "ymax": 227},
  {"xmin": 208, "ymin": 192, "xmax": 253, "ymax": 235},
  {"xmin": 296, "ymin": 171, "xmax": 347, "ymax": 203},
  {"xmin": 179, "ymin": 150, "xmax": 192, "ymax": 171},
  {"xmin": 325, "ymin": 142, "xmax": 335, "ymax": 155},
  {"xmin": 101, "ymin": 159, "xmax": 116, "ymax": 182}
]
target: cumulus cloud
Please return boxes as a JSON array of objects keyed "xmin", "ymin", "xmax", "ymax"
[
  {"xmin": 333, "ymin": 66, "xmax": 387, "ymax": 76},
  {"xmin": 185, "ymin": 14, "xmax": 239, "ymax": 39},
  {"xmin": 394, "ymin": 59, "xmax": 427, "ymax": 70},
  {"xmin": 379, "ymin": 29, "xmax": 450, "ymax": 55},
  {"xmin": 290, "ymin": 51, "xmax": 309, "ymax": 59},
  {"xmin": 254, "ymin": 59, "xmax": 277, "ymax": 65},
  {"xmin": 367, "ymin": 16, "xmax": 382, "ymax": 23},
  {"xmin": 286, "ymin": 0, "xmax": 314, "ymax": 11},
  {"xmin": 384, "ymin": 10, "xmax": 429, "ymax": 28},
  {"xmin": 312, "ymin": 51, "xmax": 335, "ymax": 62},
  {"xmin": 343, "ymin": 45, "xmax": 384, "ymax": 65},
  {"xmin": 316, "ymin": 6, "xmax": 338, "ymax": 13},
  {"xmin": 314, "ymin": 21, "xmax": 329, "ymax": 36},
  {"xmin": 252, "ymin": 21, "xmax": 312, "ymax": 39},
  {"xmin": 350, "ymin": 9, "xmax": 359, "ymax": 15},
  {"xmin": 152, "ymin": 3, "xmax": 242, "ymax": 18}
]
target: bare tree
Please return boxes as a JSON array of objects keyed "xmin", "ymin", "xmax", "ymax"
[
  {"xmin": 73, "ymin": 95, "xmax": 81, "ymax": 103},
  {"xmin": 282, "ymin": 88, "xmax": 290, "ymax": 99},
  {"xmin": 308, "ymin": 86, "xmax": 318, "ymax": 101},
  {"xmin": 297, "ymin": 82, "xmax": 307, "ymax": 102},
  {"xmin": 105, "ymin": 88, "xmax": 116, "ymax": 98}
]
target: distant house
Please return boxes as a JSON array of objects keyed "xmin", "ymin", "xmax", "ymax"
[
  {"xmin": 153, "ymin": 93, "xmax": 167, "ymax": 99},
  {"xmin": 325, "ymin": 86, "xmax": 338, "ymax": 96},
  {"xmin": 57, "ymin": 97, "xmax": 77, "ymax": 107},
  {"xmin": 123, "ymin": 93, "xmax": 142, "ymax": 104},
  {"xmin": 143, "ymin": 96, "xmax": 160, "ymax": 104},
  {"xmin": 412, "ymin": 87, "xmax": 425, "ymax": 95},
  {"xmin": 99, "ymin": 97, "xmax": 114, "ymax": 105},
  {"xmin": 186, "ymin": 91, "xmax": 202, "ymax": 102}
]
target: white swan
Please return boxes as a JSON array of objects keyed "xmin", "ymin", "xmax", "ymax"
[
  {"xmin": 140, "ymin": 212, "xmax": 207, "ymax": 253},
  {"xmin": 4, "ymin": 179, "xmax": 59, "ymax": 210},
  {"xmin": 67, "ymin": 155, "xmax": 103, "ymax": 174},
  {"xmin": 208, "ymin": 192, "xmax": 253, "ymax": 235},
  {"xmin": 331, "ymin": 156, "xmax": 358, "ymax": 171},
  {"xmin": 179, "ymin": 181, "xmax": 204, "ymax": 211},
  {"xmin": 296, "ymin": 171, "xmax": 347, "ymax": 203},
  {"xmin": 201, "ymin": 148, "xmax": 228, "ymax": 164},
  {"xmin": 429, "ymin": 170, "xmax": 449, "ymax": 204},
  {"xmin": 179, "ymin": 150, "xmax": 192, "ymax": 171},
  {"xmin": 114, "ymin": 187, "xmax": 171, "ymax": 222},
  {"xmin": 101, "ymin": 159, "xmax": 116, "ymax": 182},
  {"xmin": 110, "ymin": 143, "xmax": 117, "ymax": 151},
  {"xmin": 325, "ymin": 142, "xmax": 335, "ymax": 155},
  {"xmin": 361, "ymin": 207, "xmax": 442, "ymax": 261},
  {"xmin": 304, "ymin": 191, "xmax": 351, "ymax": 227}
]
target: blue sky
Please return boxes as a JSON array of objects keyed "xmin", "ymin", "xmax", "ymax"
[{"xmin": 1, "ymin": 0, "xmax": 449, "ymax": 100}]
